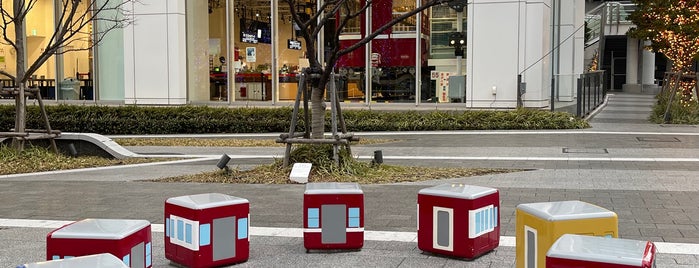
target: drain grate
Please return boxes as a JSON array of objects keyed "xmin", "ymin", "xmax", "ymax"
[
  {"xmin": 562, "ymin": 148, "xmax": 609, "ymax": 154},
  {"xmin": 660, "ymin": 124, "xmax": 697, "ymax": 128},
  {"xmin": 636, "ymin": 137, "xmax": 680, "ymax": 142}
]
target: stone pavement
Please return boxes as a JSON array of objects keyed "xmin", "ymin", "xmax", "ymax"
[{"xmin": 1, "ymin": 92, "xmax": 699, "ymax": 267}]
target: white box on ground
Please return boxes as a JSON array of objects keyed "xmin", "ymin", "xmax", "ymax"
[{"xmin": 290, "ymin": 163, "xmax": 312, "ymax": 183}]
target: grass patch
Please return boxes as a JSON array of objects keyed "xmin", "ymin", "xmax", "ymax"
[
  {"xmin": 113, "ymin": 137, "xmax": 398, "ymax": 147},
  {"xmin": 0, "ymin": 145, "xmax": 168, "ymax": 175},
  {"xmin": 152, "ymin": 144, "xmax": 522, "ymax": 184}
]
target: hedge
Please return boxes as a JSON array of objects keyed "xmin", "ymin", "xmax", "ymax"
[{"xmin": 0, "ymin": 104, "xmax": 589, "ymax": 135}]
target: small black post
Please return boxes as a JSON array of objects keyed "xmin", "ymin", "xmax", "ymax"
[
  {"xmin": 550, "ymin": 77, "xmax": 555, "ymax": 112},
  {"xmin": 576, "ymin": 77, "xmax": 582, "ymax": 117},
  {"xmin": 517, "ymin": 75, "xmax": 523, "ymax": 108}
]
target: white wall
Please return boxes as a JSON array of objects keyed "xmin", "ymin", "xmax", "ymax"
[
  {"xmin": 523, "ymin": 0, "xmax": 552, "ymax": 107},
  {"xmin": 123, "ymin": 0, "xmax": 187, "ymax": 105},
  {"xmin": 556, "ymin": 0, "xmax": 584, "ymax": 101},
  {"xmin": 467, "ymin": 0, "xmax": 551, "ymax": 108}
]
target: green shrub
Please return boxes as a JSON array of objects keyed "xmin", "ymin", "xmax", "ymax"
[
  {"xmin": 0, "ymin": 104, "xmax": 589, "ymax": 134},
  {"xmin": 650, "ymin": 92, "xmax": 699, "ymax": 124}
]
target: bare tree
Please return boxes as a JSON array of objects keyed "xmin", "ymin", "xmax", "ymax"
[
  {"xmin": 283, "ymin": 0, "xmax": 450, "ymax": 140},
  {"xmin": 0, "ymin": 0, "xmax": 133, "ymax": 151}
]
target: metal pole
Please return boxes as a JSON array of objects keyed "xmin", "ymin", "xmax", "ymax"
[
  {"xmin": 456, "ymin": 11, "xmax": 463, "ymax": 77},
  {"xmin": 415, "ymin": 0, "xmax": 421, "ymax": 106},
  {"xmin": 226, "ymin": 0, "xmax": 235, "ymax": 103},
  {"xmin": 364, "ymin": 4, "xmax": 372, "ymax": 106},
  {"xmin": 330, "ymin": 72, "xmax": 338, "ymax": 164},
  {"xmin": 271, "ymin": 0, "xmax": 278, "ymax": 104}
]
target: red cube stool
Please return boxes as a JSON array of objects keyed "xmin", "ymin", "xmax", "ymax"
[
  {"xmin": 417, "ymin": 183, "xmax": 500, "ymax": 259},
  {"xmin": 19, "ymin": 253, "xmax": 128, "ymax": 268},
  {"xmin": 165, "ymin": 193, "xmax": 250, "ymax": 268},
  {"xmin": 546, "ymin": 234, "xmax": 657, "ymax": 268},
  {"xmin": 46, "ymin": 219, "xmax": 152, "ymax": 268},
  {"xmin": 303, "ymin": 182, "xmax": 364, "ymax": 250}
]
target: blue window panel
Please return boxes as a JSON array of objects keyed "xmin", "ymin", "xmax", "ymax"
[
  {"xmin": 494, "ymin": 207, "xmax": 498, "ymax": 227},
  {"xmin": 52, "ymin": 255, "xmax": 60, "ymax": 260},
  {"xmin": 238, "ymin": 218, "xmax": 249, "ymax": 239},
  {"xmin": 348, "ymin": 217, "xmax": 360, "ymax": 228},
  {"xmin": 475, "ymin": 211, "xmax": 481, "ymax": 233},
  {"xmin": 185, "ymin": 223, "xmax": 193, "ymax": 243},
  {"xmin": 308, "ymin": 208, "xmax": 319, "ymax": 218},
  {"xmin": 308, "ymin": 218, "xmax": 319, "ymax": 228},
  {"xmin": 165, "ymin": 218, "xmax": 169, "ymax": 237},
  {"xmin": 200, "ymin": 224, "xmax": 211, "ymax": 246},
  {"xmin": 170, "ymin": 219, "xmax": 175, "ymax": 238},
  {"xmin": 65, "ymin": 256, "xmax": 74, "ymax": 259},
  {"xmin": 348, "ymin": 207, "xmax": 360, "ymax": 218},
  {"xmin": 122, "ymin": 254, "xmax": 130, "ymax": 266},
  {"xmin": 486, "ymin": 209, "xmax": 491, "ymax": 229},
  {"xmin": 177, "ymin": 220, "xmax": 184, "ymax": 240},
  {"xmin": 146, "ymin": 242, "xmax": 152, "ymax": 267}
]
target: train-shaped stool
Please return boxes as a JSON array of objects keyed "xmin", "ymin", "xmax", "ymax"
[
  {"xmin": 18, "ymin": 253, "xmax": 128, "ymax": 268},
  {"xmin": 164, "ymin": 193, "xmax": 249, "ymax": 268},
  {"xmin": 417, "ymin": 184, "xmax": 500, "ymax": 259},
  {"xmin": 303, "ymin": 182, "xmax": 364, "ymax": 251},
  {"xmin": 516, "ymin": 200, "xmax": 618, "ymax": 268},
  {"xmin": 546, "ymin": 234, "xmax": 657, "ymax": 268},
  {"xmin": 46, "ymin": 218, "xmax": 152, "ymax": 268}
]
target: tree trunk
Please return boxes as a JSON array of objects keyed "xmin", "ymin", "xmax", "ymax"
[
  {"xmin": 310, "ymin": 85, "xmax": 325, "ymax": 139},
  {"xmin": 12, "ymin": 1, "xmax": 27, "ymax": 151}
]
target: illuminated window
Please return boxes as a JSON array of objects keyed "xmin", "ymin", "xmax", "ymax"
[
  {"xmin": 392, "ymin": 0, "xmax": 416, "ymax": 32},
  {"xmin": 340, "ymin": 0, "xmax": 362, "ymax": 34}
]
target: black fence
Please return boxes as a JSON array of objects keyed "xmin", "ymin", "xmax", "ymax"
[{"xmin": 576, "ymin": 71, "xmax": 606, "ymax": 118}]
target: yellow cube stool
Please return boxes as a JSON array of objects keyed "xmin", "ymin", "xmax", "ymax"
[{"xmin": 515, "ymin": 200, "xmax": 618, "ymax": 268}]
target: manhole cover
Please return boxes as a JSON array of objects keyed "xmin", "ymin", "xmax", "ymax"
[
  {"xmin": 636, "ymin": 137, "xmax": 680, "ymax": 142},
  {"xmin": 562, "ymin": 148, "xmax": 609, "ymax": 154}
]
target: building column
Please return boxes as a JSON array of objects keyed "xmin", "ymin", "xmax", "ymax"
[
  {"xmin": 625, "ymin": 37, "xmax": 638, "ymax": 85},
  {"xmin": 641, "ymin": 40, "xmax": 655, "ymax": 85}
]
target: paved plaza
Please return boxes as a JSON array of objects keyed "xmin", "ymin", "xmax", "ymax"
[{"xmin": 1, "ymin": 93, "xmax": 699, "ymax": 267}]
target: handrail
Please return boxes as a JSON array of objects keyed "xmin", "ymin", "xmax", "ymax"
[{"xmin": 577, "ymin": 71, "xmax": 606, "ymax": 118}]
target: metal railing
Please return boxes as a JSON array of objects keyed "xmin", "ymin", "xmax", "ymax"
[
  {"xmin": 576, "ymin": 71, "xmax": 606, "ymax": 118},
  {"xmin": 584, "ymin": 1, "xmax": 636, "ymax": 46}
]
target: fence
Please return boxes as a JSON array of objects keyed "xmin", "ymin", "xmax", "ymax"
[{"xmin": 576, "ymin": 71, "xmax": 606, "ymax": 118}]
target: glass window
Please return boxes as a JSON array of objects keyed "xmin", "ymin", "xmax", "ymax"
[
  {"xmin": 170, "ymin": 219, "xmax": 175, "ymax": 238},
  {"xmin": 340, "ymin": 0, "xmax": 362, "ymax": 34},
  {"xmin": 145, "ymin": 242, "xmax": 152, "ymax": 267},
  {"xmin": 348, "ymin": 207, "xmax": 360, "ymax": 227},
  {"xmin": 308, "ymin": 208, "xmax": 320, "ymax": 228},
  {"xmin": 469, "ymin": 205, "xmax": 497, "ymax": 238},
  {"xmin": 165, "ymin": 217, "xmax": 170, "ymax": 237},
  {"xmin": 238, "ymin": 218, "xmax": 248, "ymax": 239},
  {"xmin": 185, "ymin": 223, "xmax": 193, "ymax": 243},
  {"xmin": 392, "ymin": 0, "xmax": 416, "ymax": 32},
  {"xmin": 200, "ymin": 223, "xmax": 211, "ymax": 246},
  {"xmin": 177, "ymin": 220, "xmax": 184, "ymax": 240},
  {"xmin": 122, "ymin": 254, "xmax": 130, "ymax": 266}
]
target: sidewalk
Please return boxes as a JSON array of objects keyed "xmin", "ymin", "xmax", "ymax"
[{"xmin": 1, "ymin": 92, "xmax": 699, "ymax": 267}]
